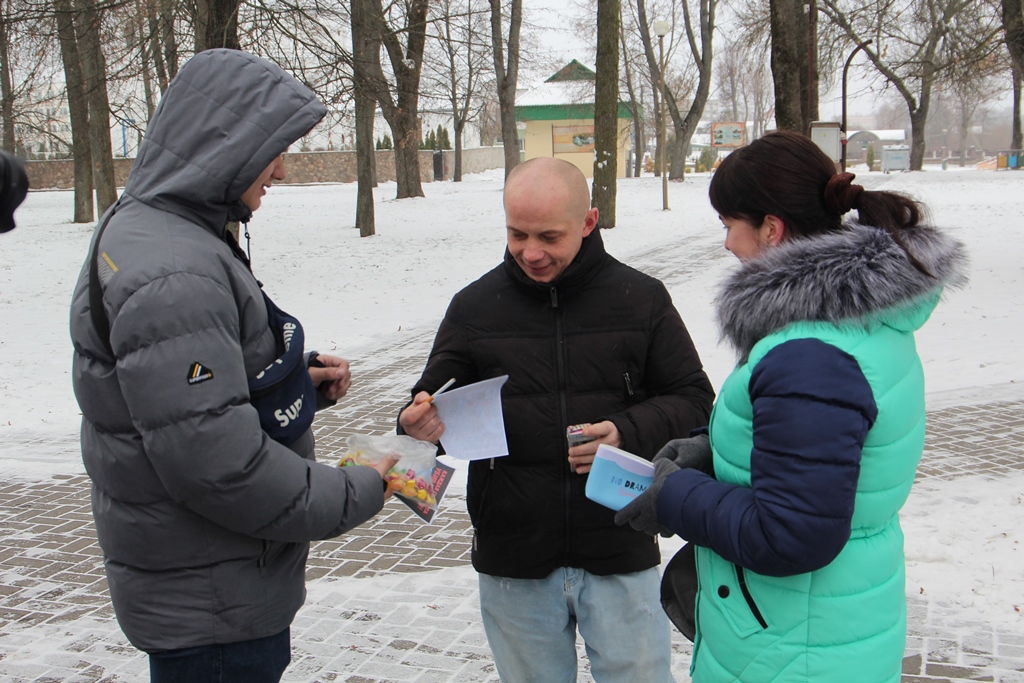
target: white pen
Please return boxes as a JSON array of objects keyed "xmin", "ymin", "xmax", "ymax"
[{"xmin": 424, "ymin": 377, "xmax": 456, "ymax": 404}]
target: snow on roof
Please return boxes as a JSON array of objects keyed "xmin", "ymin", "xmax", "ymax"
[{"xmin": 517, "ymin": 78, "xmax": 596, "ymax": 107}]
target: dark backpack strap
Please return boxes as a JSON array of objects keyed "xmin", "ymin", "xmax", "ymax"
[{"xmin": 88, "ymin": 203, "xmax": 120, "ymax": 358}]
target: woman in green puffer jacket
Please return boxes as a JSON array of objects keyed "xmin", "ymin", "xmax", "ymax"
[{"xmin": 618, "ymin": 131, "xmax": 967, "ymax": 682}]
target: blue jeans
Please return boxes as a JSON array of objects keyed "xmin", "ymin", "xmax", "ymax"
[
  {"xmin": 479, "ymin": 567, "xmax": 674, "ymax": 683},
  {"xmin": 149, "ymin": 628, "xmax": 291, "ymax": 683}
]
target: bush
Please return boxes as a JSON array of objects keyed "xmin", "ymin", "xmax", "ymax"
[
  {"xmin": 695, "ymin": 147, "xmax": 716, "ymax": 173},
  {"xmin": 866, "ymin": 145, "xmax": 875, "ymax": 172}
]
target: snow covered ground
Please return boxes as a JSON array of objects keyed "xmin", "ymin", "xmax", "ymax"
[{"xmin": 0, "ymin": 165, "xmax": 1021, "ymax": 659}]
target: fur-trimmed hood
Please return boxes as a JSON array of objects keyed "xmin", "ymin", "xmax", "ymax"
[{"xmin": 716, "ymin": 223, "xmax": 968, "ymax": 359}]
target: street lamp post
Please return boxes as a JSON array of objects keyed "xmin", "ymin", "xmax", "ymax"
[
  {"xmin": 654, "ymin": 20, "xmax": 670, "ymax": 211},
  {"xmin": 841, "ymin": 40, "xmax": 871, "ymax": 172}
]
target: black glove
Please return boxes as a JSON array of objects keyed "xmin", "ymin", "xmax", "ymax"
[
  {"xmin": 654, "ymin": 434, "xmax": 714, "ymax": 477},
  {"xmin": 613, "ymin": 457, "xmax": 680, "ymax": 536}
]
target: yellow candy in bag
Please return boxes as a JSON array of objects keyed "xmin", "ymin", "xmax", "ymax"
[{"xmin": 337, "ymin": 434, "xmax": 440, "ymax": 510}]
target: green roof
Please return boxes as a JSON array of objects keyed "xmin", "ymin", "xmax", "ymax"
[
  {"xmin": 516, "ymin": 103, "xmax": 636, "ymax": 121},
  {"xmin": 545, "ymin": 60, "xmax": 596, "ymax": 82}
]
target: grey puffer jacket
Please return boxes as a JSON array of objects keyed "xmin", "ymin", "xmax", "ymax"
[{"xmin": 69, "ymin": 49, "xmax": 384, "ymax": 653}]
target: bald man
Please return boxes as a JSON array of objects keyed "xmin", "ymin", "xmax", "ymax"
[{"xmin": 399, "ymin": 158, "xmax": 714, "ymax": 682}]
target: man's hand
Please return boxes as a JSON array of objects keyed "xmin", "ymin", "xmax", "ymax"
[
  {"xmin": 373, "ymin": 453, "xmax": 401, "ymax": 500},
  {"xmin": 309, "ymin": 354, "xmax": 352, "ymax": 402},
  {"xmin": 614, "ymin": 458, "xmax": 680, "ymax": 536},
  {"xmin": 398, "ymin": 391, "xmax": 445, "ymax": 444},
  {"xmin": 567, "ymin": 420, "xmax": 621, "ymax": 474}
]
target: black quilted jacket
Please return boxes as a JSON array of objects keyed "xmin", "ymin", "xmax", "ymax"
[{"xmin": 406, "ymin": 229, "xmax": 715, "ymax": 578}]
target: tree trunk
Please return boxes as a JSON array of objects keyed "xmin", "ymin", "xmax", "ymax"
[
  {"xmin": 161, "ymin": 0, "xmax": 178, "ymax": 79},
  {"xmin": 1012, "ymin": 60, "xmax": 1022, "ymax": 149},
  {"xmin": 75, "ymin": 0, "xmax": 117, "ymax": 214},
  {"xmin": 909, "ymin": 107, "xmax": 928, "ymax": 171},
  {"xmin": 668, "ymin": 0, "xmax": 717, "ymax": 179},
  {"xmin": 136, "ymin": 8, "xmax": 156, "ymax": 121},
  {"xmin": 490, "ymin": 0, "xmax": 522, "ymax": 179},
  {"xmin": 800, "ymin": 0, "xmax": 818, "ymax": 129},
  {"xmin": 769, "ymin": 0, "xmax": 803, "ymax": 131},
  {"xmin": 392, "ymin": 118, "xmax": 423, "ymax": 197},
  {"xmin": 352, "ymin": 0, "xmax": 377, "ymax": 235},
  {"xmin": 1004, "ymin": 0, "xmax": 1024, "ymax": 79},
  {"xmin": 361, "ymin": 0, "xmax": 428, "ymax": 198},
  {"xmin": 194, "ymin": 0, "xmax": 240, "ymax": 52},
  {"xmin": 592, "ymin": 0, "xmax": 619, "ymax": 229},
  {"xmin": 54, "ymin": 0, "xmax": 94, "ymax": 221},
  {"xmin": 0, "ymin": 10, "xmax": 15, "ymax": 152},
  {"xmin": 652, "ymin": 84, "xmax": 662, "ymax": 177},
  {"xmin": 958, "ymin": 120, "xmax": 967, "ymax": 166},
  {"xmin": 453, "ymin": 120, "xmax": 464, "ymax": 181},
  {"xmin": 355, "ymin": 94, "xmax": 376, "ymax": 236},
  {"xmin": 147, "ymin": 5, "xmax": 168, "ymax": 93},
  {"xmin": 619, "ymin": 22, "xmax": 644, "ymax": 179}
]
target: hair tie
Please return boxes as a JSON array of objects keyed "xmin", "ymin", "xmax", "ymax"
[{"xmin": 823, "ymin": 172, "xmax": 864, "ymax": 215}]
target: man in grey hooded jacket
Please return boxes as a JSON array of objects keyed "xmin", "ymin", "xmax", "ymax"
[{"xmin": 70, "ymin": 49, "xmax": 395, "ymax": 682}]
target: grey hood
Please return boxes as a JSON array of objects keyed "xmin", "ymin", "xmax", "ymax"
[
  {"xmin": 123, "ymin": 48, "xmax": 326, "ymax": 233},
  {"xmin": 716, "ymin": 223, "xmax": 968, "ymax": 360}
]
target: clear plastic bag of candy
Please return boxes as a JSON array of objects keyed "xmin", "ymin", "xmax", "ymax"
[{"xmin": 337, "ymin": 434, "xmax": 439, "ymax": 510}]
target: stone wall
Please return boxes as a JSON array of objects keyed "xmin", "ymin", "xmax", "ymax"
[
  {"xmin": 23, "ymin": 146, "xmax": 505, "ymax": 191},
  {"xmin": 438, "ymin": 146, "xmax": 506, "ymax": 179}
]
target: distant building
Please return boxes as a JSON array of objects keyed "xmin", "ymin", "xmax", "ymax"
[
  {"xmin": 846, "ymin": 129, "xmax": 908, "ymax": 162},
  {"xmin": 514, "ymin": 60, "xmax": 633, "ymax": 179}
]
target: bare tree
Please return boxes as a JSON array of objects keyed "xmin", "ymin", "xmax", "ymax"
[
  {"xmin": 54, "ymin": 0, "xmax": 94, "ymax": 221},
  {"xmin": 489, "ymin": 0, "xmax": 522, "ymax": 178},
  {"xmin": 637, "ymin": 0, "xmax": 717, "ymax": 179},
  {"xmin": 360, "ymin": 0, "xmax": 430, "ymax": 198},
  {"xmin": 620, "ymin": 2, "xmax": 647, "ymax": 177},
  {"xmin": 822, "ymin": 0, "xmax": 1003, "ymax": 170},
  {"xmin": 712, "ymin": 39, "xmax": 758, "ymax": 138},
  {"xmin": 74, "ymin": 0, "xmax": 117, "ymax": 214},
  {"xmin": 943, "ymin": 48, "xmax": 1008, "ymax": 164},
  {"xmin": 0, "ymin": 0, "xmax": 64, "ymax": 157},
  {"xmin": 424, "ymin": 0, "xmax": 492, "ymax": 181}
]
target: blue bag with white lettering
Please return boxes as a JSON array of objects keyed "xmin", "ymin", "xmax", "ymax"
[{"xmin": 248, "ymin": 292, "xmax": 316, "ymax": 446}]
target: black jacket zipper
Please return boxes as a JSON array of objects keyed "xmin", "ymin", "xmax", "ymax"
[{"xmin": 552, "ymin": 286, "xmax": 573, "ymax": 567}]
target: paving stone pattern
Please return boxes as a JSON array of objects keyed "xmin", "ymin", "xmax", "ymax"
[{"xmin": 2, "ymin": 329, "xmax": 1024, "ymax": 681}]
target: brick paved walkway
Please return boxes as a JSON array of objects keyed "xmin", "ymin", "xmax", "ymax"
[{"xmin": 2, "ymin": 249, "xmax": 1024, "ymax": 680}]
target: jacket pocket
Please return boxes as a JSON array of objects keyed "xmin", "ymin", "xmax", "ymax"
[
  {"xmin": 256, "ymin": 539, "xmax": 289, "ymax": 574},
  {"xmin": 467, "ymin": 461, "xmax": 495, "ymax": 531},
  {"xmin": 736, "ymin": 565, "xmax": 769, "ymax": 629},
  {"xmin": 703, "ymin": 551, "xmax": 768, "ymax": 638}
]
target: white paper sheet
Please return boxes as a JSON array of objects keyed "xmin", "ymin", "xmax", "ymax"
[{"xmin": 433, "ymin": 375, "xmax": 510, "ymax": 461}]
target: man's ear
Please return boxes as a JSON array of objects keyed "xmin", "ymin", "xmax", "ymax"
[
  {"xmin": 582, "ymin": 207, "xmax": 599, "ymax": 237},
  {"xmin": 762, "ymin": 214, "xmax": 786, "ymax": 246}
]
